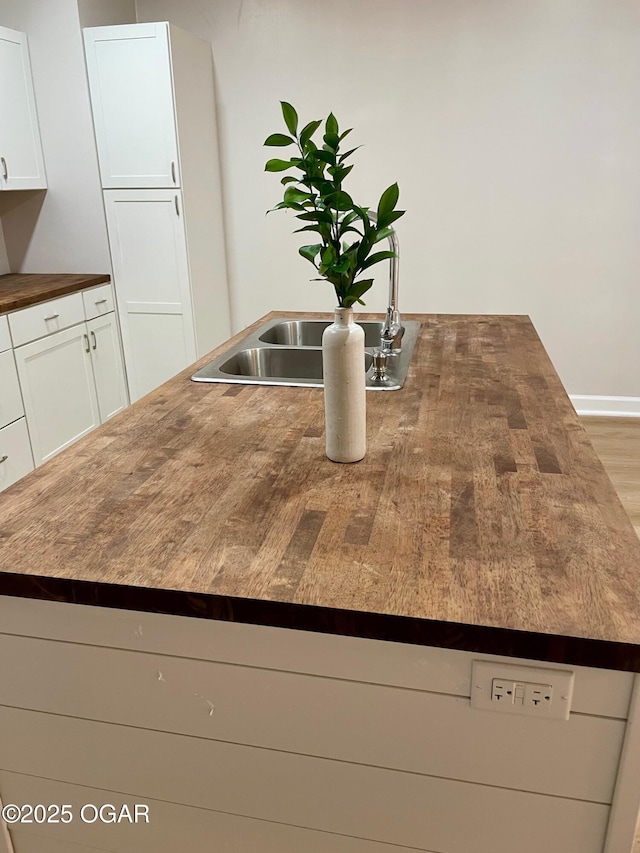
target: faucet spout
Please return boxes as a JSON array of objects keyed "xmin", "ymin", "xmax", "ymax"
[{"xmin": 367, "ymin": 212, "xmax": 402, "ymax": 352}]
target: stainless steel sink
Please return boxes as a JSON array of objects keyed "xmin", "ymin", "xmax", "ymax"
[
  {"xmin": 259, "ymin": 320, "xmax": 387, "ymax": 349},
  {"xmin": 213, "ymin": 346, "xmax": 372, "ymax": 385},
  {"xmin": 192, "ymin": 316, "xmax": 421, "ymax": 391}
]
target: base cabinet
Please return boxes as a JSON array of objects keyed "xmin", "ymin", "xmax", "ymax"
[
  {"xmin": 87, "ymin": 313, "xmax": 127, "ymax": 423},
  {"xmin": 15, "ymin": 325, "xmax": 101, "ymax": 466},
  {"xmin": 1, "ymin": 282, "xmax": 128, "ymax": 479},
  {"xmin": 0, "ymin": 419, "xmax": 34, "ymax": 491}
]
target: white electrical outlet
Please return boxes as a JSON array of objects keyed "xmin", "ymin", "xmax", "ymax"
[{"xmin": 471, "ymin": 660, "xmax": 574, "ymax": 720}]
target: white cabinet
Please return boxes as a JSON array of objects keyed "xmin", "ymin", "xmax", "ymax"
[
  {"xmin": 103, "ymin": 188, "xmax": 194, "ymax": 400},
  {"xmin": 83, "ymin": 22, "xmax": 179, "ymax": 189},
  {"xmin": 0, "ymin": 25, "xmax": 47, "ymax": 191},
  {"xmin": 6, "ymin": 283, "xmax": 128, "ymax": 472},
  {"xmin": 87, "ymin": 312, "xmax": 128, "ymax": 423},
  {"xmin": 14, "ymin": 324, "xmax": 101, "ymax": 466},
  {"xmin": 84, "ymin": 22, "xmax": 230, "ymax": 402},
  {"xmin": 0, "ymin": 349, "xmax": 24, "ymax": 428},
  {"xmin": 0, "ymin": 315, "xmax": 34, "ymax": 489},
  {"xmin": 0, "ymin": 419, "xmax": 34, "ymax": 491}
]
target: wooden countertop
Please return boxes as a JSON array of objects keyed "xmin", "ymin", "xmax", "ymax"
[
  {"xmin": 0, "ymin": 273, "xmax": 111, "ymax": 313},
  {"xmin": 1, "ymin": 312, "xmax": 639, "ymax": 671}
]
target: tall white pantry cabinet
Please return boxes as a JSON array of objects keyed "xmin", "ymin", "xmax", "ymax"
[{"xmin": 83, "ymin": 22, "xmax": 231, "ymax": 402}]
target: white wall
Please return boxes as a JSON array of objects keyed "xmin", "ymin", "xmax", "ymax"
[
  {"xmin": 136, "ymin": 0, "xmax": 640, "ymax": 398},
  {"xmin": 77, "ymin": 0, "xmax": 136, "ymax": 28},
  {"xmin": 0, "ymin": 0, "xmax": 111, "ymax": 273}
]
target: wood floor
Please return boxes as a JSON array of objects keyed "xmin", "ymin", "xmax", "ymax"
[
  {"xmin": 580, "ymin": 417, "xmax": 640, "ymax": 851},
  {"xmin": 581, "ymin": 417, "xmax": 640, "ymax": 538}
]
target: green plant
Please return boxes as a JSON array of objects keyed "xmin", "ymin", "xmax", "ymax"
[{"xmin": 264, "ymin": 102, "xmax": 405, "ymax": 309}]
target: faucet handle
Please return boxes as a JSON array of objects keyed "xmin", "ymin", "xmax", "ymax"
[{"xmin": 373, "ymin": 348, "xmax": 389, "ymax": 379}]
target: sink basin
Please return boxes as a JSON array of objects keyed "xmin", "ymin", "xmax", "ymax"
[
  {"xmin": 207, "ymin": 346, "xmax": 372, "ymax": 386},
  {"xmin": 259, "ymin": 320, "xmax": 387, "ymax": 348},
  {"xmin": 191, "ymin": 316, "xmax": 421, "ymax": 391}
]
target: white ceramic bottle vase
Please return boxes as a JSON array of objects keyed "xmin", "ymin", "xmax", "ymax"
[{"xmin": 322, "ymin": 307, "xmax": 367, "ymax": 463}]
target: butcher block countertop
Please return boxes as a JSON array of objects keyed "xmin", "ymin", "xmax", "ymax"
[
  {"xmin": 1, "ymin": 312, "xmax": 639, "ymax": 671},
  {"xmin": 0, "ymin": 273, "xmax": 110, "ymax": 313}
]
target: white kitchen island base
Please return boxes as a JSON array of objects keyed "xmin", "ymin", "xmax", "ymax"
[{"xmin": 0, "ymin": 596, "xmax": 638, "ymax": 853}]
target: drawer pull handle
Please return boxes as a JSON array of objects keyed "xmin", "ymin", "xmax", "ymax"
[
  {"xmin": 91, "ymin": 331, "xmax": 97, "ymax": 350},
  {"xmin": 0, "ymin": 455, "xmax": 8, "ymax": 465},
  {"xmin": 171, "ymin": 160, "xmax": 177, "ymax": 184},
  {"xmin": 44, "ymin": 313, "xmax": 60, "ymax": 321},
  {"xmin": 83, "ymin": 333, "xmax": 90, "ymax": 353},
  {"xmin": 174, "ymin": 195, "xmax": 180, "ymax": 216},
  {"xmin": 95, "ymin": 298, "xmax": 108, "ymax": 305},
  {"xmin": 1, "ymin": 157, "xmax": 7, "ymax": 181}
]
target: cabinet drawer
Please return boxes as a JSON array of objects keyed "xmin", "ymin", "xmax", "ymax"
[
  {"xmin": 9, "ymin": 292, "xmax": 85, "ymax": 347},
  {"xmin": 0, "ymin": 315, "xmax": 10, "ymax": 352},
  {"xmin": 0, "ymin": 418, "xmax": 34, "ymax": 493},
  {"xmin": 83, "ymin": 283, "xmax": 114, "ymax": 320},
  {"xmin": 0, "ymin": 349, "xmax": 24, "ymax": 428}
]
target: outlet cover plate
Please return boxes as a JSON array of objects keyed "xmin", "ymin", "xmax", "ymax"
[{"xmin": 471, "ymin": 660, "xmax": 575, "ymax": 720}]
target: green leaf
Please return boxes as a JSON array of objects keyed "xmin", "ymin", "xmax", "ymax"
[
  {"xmin": 377, "ymin": 183, "xmax": 400, "ymax": 221},
  {"xmin": 319, "ymin": 244, "xmax": 337, "ymax": 274},
  {"xmin": 264, "ymin": 133, "xmax": 295, "ymax": 146},
  {"xmin": 265, "ymin": 159, "xmax": 295, "ymax": 172},
  {"xmin": 325, "ymin": 190, "xmax": 354, "ymax": 211},
  {"xmin": 267, "ymin": 200, "xmax": 305, "ymax": 213},
  {"xmin": 373, "ymin": 224, "xmax": 395, "ymax": 243},
  {"xmin": 293, "ymin": 224, "xmax": 327, "ymax": 235},
  {"xmin": 323, "ymin": 133, "xmax": 339, "ymax": 151},
  {"xmin": 299, "ymin": 119, "xmax": 322, "ymax": 148},
  {"xmin": 377, "ymin": 209, "xmax": 405, "ymax": 230},
  {"xmin": 299, "ymin": 243, "xmax": 322, "ymax": 263},
  {"xmin": 284, "ymin": 186, "xmax": 312, "ymax": 205},
  {"xmin": 359, "ymin": 250, "xmax": 396, "ymax": 271},
  {"xmin": 311, "ymin": 149, "xmax": 336, "ymax": 166},
  {"xmin": 338, "ymin": 128, "xmax": 353, "ymax": 141},
  {"xmin": 281, "ymin": 176, "xmax": 298, "ymax": 185},
  {"xmin": 308, "ymin": 178, "xmax": 334, "ymax": 195},
  {"xmin": 326, "ymin": 113, "xmax": 338, "ymax": 137},
  {"xmin": 296, "ymin": 210, "xmax": 334, "ymax": 224},
  {"xmin": 281, "ymin": 101, "xmax": 298, "ymax": 136},
  {"xmin": 343, "ymin": 279, "xmax": 374, "ymax": 308},
  {"xmin": 338, "ymin": 146, "xmax": 362, "ymax": 163}
]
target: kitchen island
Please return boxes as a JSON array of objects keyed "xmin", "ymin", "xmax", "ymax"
[{"xmin": 0, "ymin": 313, "xmax": 638, "ymax": 853}]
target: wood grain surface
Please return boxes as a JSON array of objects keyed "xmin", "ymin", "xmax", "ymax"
[
  {"xmin": 0, "ymin": 273, "xmax": 111, "ymax": 313},
  {"xmin": 1, "ymin": 312, "xmax": 639, "ymax": 671}
]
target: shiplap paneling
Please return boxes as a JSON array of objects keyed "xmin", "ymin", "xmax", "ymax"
[
  {"xmin": 0, "ymin": 596, "xmax": 632, "ymax": 719},
  {"xmin": 0, "ymin": 706, "xmax": 609, "ymax": 853},
  {"xmin": 0, "ymin": 633, "xmax": 624, "ymax": 803},
  {"xmin": 2, "ymin": 772, "xmax": 437, "ymax": 853}
]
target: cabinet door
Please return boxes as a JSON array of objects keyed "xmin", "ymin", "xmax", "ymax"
[
  {"xmin": 104, "ymin": 189, "xmax": 196, "ymax": 402},
  {"xmin": 0, "ymin": 349, "xmax": 24, "ymax": 429},
  {"xmin": 0, "ymin": 418, "xmax": 34, "ymax": 493},
  {"xmin": 0, "ymin": 26, "xmax": 47, "ymax": 190},
  {"xmin": 87, "ymin": 313, "xmax": 128, "ymax": 422},
  {"xmin": 83, "ymin": 22, "xmax": 180, "ymax": 189},
  {"xmin": 14, "ymin": 325, "xmax": 100, "ymax": 466}
]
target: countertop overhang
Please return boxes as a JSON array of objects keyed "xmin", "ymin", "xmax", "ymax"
[
  {"xmin": 1, "ymin": 312, "xmax": 639, "ymax": 671},
  {"xmin": 0, "ymin": 273, "xmax": 111, "ymax": 313}
]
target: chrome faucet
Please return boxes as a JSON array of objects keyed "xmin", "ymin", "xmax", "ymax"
[{"xmin": 367, "ymin": 212, "xmax": 403, "ymax": 353}]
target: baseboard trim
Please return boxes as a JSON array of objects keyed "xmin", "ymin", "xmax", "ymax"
[{"xmin": 571, "ymin": 395, "xmax": 640, "ymax": 418}]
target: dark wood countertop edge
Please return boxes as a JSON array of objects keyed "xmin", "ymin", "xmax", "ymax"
[{"xmin": 1, "ymin": 573, "xmax": 638, "ymax": 674}]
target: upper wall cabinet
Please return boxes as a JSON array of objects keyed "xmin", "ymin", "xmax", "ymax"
[
  {"xmin": 83, "ymin": 23, "xmax": 180, "ymax": 189},
  {"xmin": 0, "ymin": 25, "xmax": 47, "ymax": 191}
]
